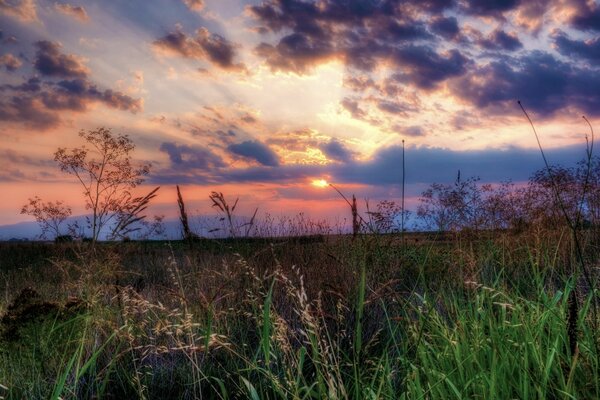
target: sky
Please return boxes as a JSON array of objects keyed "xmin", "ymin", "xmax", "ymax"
[{"xmin": 2, "ymin": 0, "xmax": 600, "ymax": 232}]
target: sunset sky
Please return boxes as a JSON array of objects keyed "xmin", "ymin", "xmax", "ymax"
[{"xmin": 2, "ymin": 0, "xmax": 600, "ymax": 231}]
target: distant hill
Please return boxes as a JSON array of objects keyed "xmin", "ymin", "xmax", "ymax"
[{"xmin": 0, "ymin": 214, "xmax": 261, "ymax": 241}]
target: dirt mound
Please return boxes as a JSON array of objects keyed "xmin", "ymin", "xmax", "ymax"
[{"xmin": 0, "ymin": 287, "xmax": 85, "ymax": 341}]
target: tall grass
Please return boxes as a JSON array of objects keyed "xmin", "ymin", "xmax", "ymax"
[
  {"xmin": 0, "ymin": 228, "xmax": 600, "ymax": 399},
  {"xmin": 1, "ymin": 227, "xmax": 599, "ymax": 399}
]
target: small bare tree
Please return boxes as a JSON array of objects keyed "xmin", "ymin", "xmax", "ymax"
[
  {"xmin": 417, "ymin": 172, "xmax": 482, "ymax": 232},
  {"xmin": 54, "ymin": 127, "xmax": 154, "ymax": 242},
  {"xmin": 366, "ymin": 200, "xmax": 406, "ymax": 233},
  {"xmin": 20, "ymin": 197, "xmax": 72, "ymax": 239}
]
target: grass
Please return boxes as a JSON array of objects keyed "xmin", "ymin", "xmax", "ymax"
[{"xmin": 0, "ymin": 227, "xmax": 599, "ymax": 399}]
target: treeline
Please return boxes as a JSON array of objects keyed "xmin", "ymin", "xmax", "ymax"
[{"xmin": 416, "ymin": 157, "xmax": 600, "ymax": 232}]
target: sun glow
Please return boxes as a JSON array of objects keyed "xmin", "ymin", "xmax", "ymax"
[{"xmin": 312, "ymin": 179, "xmax": 329, "ymax": 188}]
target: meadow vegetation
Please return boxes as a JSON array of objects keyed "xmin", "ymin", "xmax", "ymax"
[
  {"xmin": 2, "ymin": 125, "xmax": 600, "ymax": 399},
  {"xmin": 2, "ymin": 171, "xmax": 600, "ymax": 399}
]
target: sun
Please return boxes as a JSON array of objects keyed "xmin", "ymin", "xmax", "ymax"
[{"xmin": 312, "ymin": 179, "xmax": 329, "ymax": 188}]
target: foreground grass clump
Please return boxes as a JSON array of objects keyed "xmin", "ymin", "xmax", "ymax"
[{"xmin": 0, "ymin": 232, "xmax": 599, "ymax": 399}]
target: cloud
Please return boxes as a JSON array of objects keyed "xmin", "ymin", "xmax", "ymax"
[
  {"xmin": 248, "ymin": 0, "xmax": 471, "ymax": 85},
  {"xmin": 218, "ymin": 164, "xmax": 319, "ymax": 184},
  {"xmin": 0, "ymin": 148, "xmax": 55, "ymax": 169},
  {"xmin": 254, "ymin": 33, "xmax": 336, "ymax": 74},
  {"xmin": 319, "ymin": 138, "xmax": 355, "ymax": 163},
  {"xmin": 240, "ymin": 113, "xmax": 257, "ymax": 124},
  {"xmin": 450, "ymin": 51, "xmax": 600, "ymax": 116},
  {"xmin": 513, "ymin": 0, "xmax": 549, "ymax": 32},
  {"xmin": 0, "ymin": 96, "xmax": 60, "ymax": 129},
  {"xmin": 39, "ymin": 79, "xmax": 142, "ymax": 113},
  {"xmin": 478, "ymin": 29, "xmax": 523, "ymax": 51},
  {"xmin": 461, "ymin": 0, "xmax": 521, "ymax": 17},
  {"xmin": 150, "ymin": 141, "xmax": 589, "ymax": 188},
  {"xmin": 390, "ymin": 46, "xmax": 469, "ymax": 89},
  {"xmin": 153, "ymin": 27, "xmax": 246, "ymax": 71},
  {"xmin": 1, "ymin": 31, "xmax": 18, "ymax": 45},
  {"xmin": 329, "ymin": 143, "xmax": 586, "ymax": 185},
  {"xmin": 0, "ymin": 53, "xmax": 22, "ymax": 71},
  {"xmin": 54, "ymin": 3, "xmax": 89, "ymax": 22},
  {"xmin": 340, "ymin": 97, "xmax": 367, "ymax": 119},
  {"xmin": 34, "ymin": 41, "xmax": 89, "ymax": 78},
  {"xmin": 570, "ymin": 2, "xmax": 600, "ymax": 32},
  {"xmin": 376, "ymin": 100, "xmax": 408, "ymax": 115},
  {"xmin": 265, "ymin": 128, "xmax": 321, "ymax": 152},
  {"xmin": 0, "ymin": 78, "xmax": 142, "ymax": 128},
  {"xmin": 182, "ymin": 0, "xmax": 203, "ymax": 11},
  {"xmin": 159, "ymin": 141, "xmax": 225, "ymax": 170},
  {"xmin": 0, "ymin": 41, "xmax": 142, "ymax": 129},
  {"xmin": 227, "ymin": 140, "xmax": 280, "ymax": 166},
  {"xmin": 396, "ymin": 126, "xmax": 426, "ymax": 137},
  {"xmin": 430, "ymin": 16, "xmax": 460, "ymax": 40},
  {"xmin": 553, "ymin": 30, "xmax": 600, "ymax": 62},
  {"xmin": 0, "ymin": 0, "xmax": 37, "ymax": 22}
]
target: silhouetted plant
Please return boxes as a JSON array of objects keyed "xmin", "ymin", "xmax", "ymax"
[
  {"xmin": 209, "ymin": 191, "xmax": 258, "ymax": 238},
  {"xmin": 176, "ymin": 185, "xmax": 200, "ymax": 242},
  {"xmin": 110, "ymin": 186, "xmax": 160, "ymax": 240},
  {"xmin": 519, "ymin": 101, "xmax": 596, "ymax": 358},
  {"xmin": 417, "ymin": 172, "xmax": 483, "ymax": 231},
  {"xmin": 54, "ymin": 127, "xmax": 153, "ymax": 242},
  {"xmin": 366, "ymin": 200, "xmax": 407, "ymax": 233},
  {"xmin": 20, "ymin": 197, "xmax": 72, "ymax": 240}
]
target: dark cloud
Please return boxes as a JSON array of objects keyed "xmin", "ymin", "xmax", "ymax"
[
  {"xmin": 0, "ymin": 41, "xmax": 142, "ymax": 129},
  {"xmin": 391, "ymin": 46, "xmax": 469, "ymax": 89},
  {"xmin": 218, "ymin": 164, "xmax": 320, "ymax": 184},
  {"xmin": 553, "ymin": 30, "xmax": 600, "ymax": 62},
  {"xmin": 227, "ymin": 140, "xmax": 280, "ymax": 166},
  {"xmin": 249, "ymin": 0, "xmax": 470, "ymax": 88},
  {"xmin": 0, "ymin": 149, "xmax": 55, "ymax": 168},
  {"xmin": 430, "ymin": 16, "xmax": 460, "ymax": 40},
  {"xmin": 159, "ymin": 142, "xmax": 225, "ymax": 170},
  {"xmin": 54, "ymin": 3, "xmax": 89, "ymax": 22},
  {"xmin": 320, "ymin": 138, "xmax": 354, "ymax": 163},
  {"xmin": 1, "ymin": 77, "xmax": 41, "ymax": 92},
  {"xmin": 478, "ymin": 29, "xmax": 523, "ymax": 51},
  {"xmin": 570, "ymin": 3, "xmax": 600, "ymax": 32},
  {"xmin": 240, "ymin": 113, "xmax": 257, "ymax": 124},
  {"xmin": 417, "ymin": 0, "xmax": 456, "ymax": 11},
  {"xmin": 0, "ymin": 77, "xmax": 142, "ymax": 129},
  {"xmin": 343, "ymin": 74, "xmax": 376, "ymax": 91},
  {"xmin": 2, "ymin": 32, "xmax": 18, "ymax": 45},
  {"xmin": 340, "ymin": 97, "xmax": 367, "ymax": 119},
  {"xmin": 377, "ymin": 100, "xmax": 411, "ymax": 115},
  {"xmin": 151, "ymin": 142, "xmax": 588, "ymax": 188},
  {"xmin": 154, "ymin": 27, "xmax": 245, "ymax": 71},
  {"xmin": 461, "ymin": 0, "xmax": 521, "ymax": 16},
  {"xmin": 34, "ymin": 41, "xmax": 89, "ymax": 78},
  {"xmin": 385, "ymin": 20, "xmax": 433, "ymax": 41},
  {"xmin": 254, "ymin": 33, "xmax": 335, "ymax": 74},
  {"xmin": 0, "ymin": 96, "xmax": 60, "ymax": 129},
  {"xmin": 329, "ymin": 143, "xmax": 585, "ymax": 185},
  {"xmin": 450, "ymin": 51, "xmax": 600, "ymax": 116},
  {"xmin": 38, "ymin": 79, "xmax": 142, "ymax": 113},
  {"xmin": 0, "ymin": 53, "xmax": 22, "ymax": 71},
  {"xmin": 396, "ymin": 126, "xmax": 425, "ymax": 137}
]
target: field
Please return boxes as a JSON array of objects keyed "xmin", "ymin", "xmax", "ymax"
[{"xmin": 1, "ymin": 228, "xmax": 599, "ymax": 399}]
